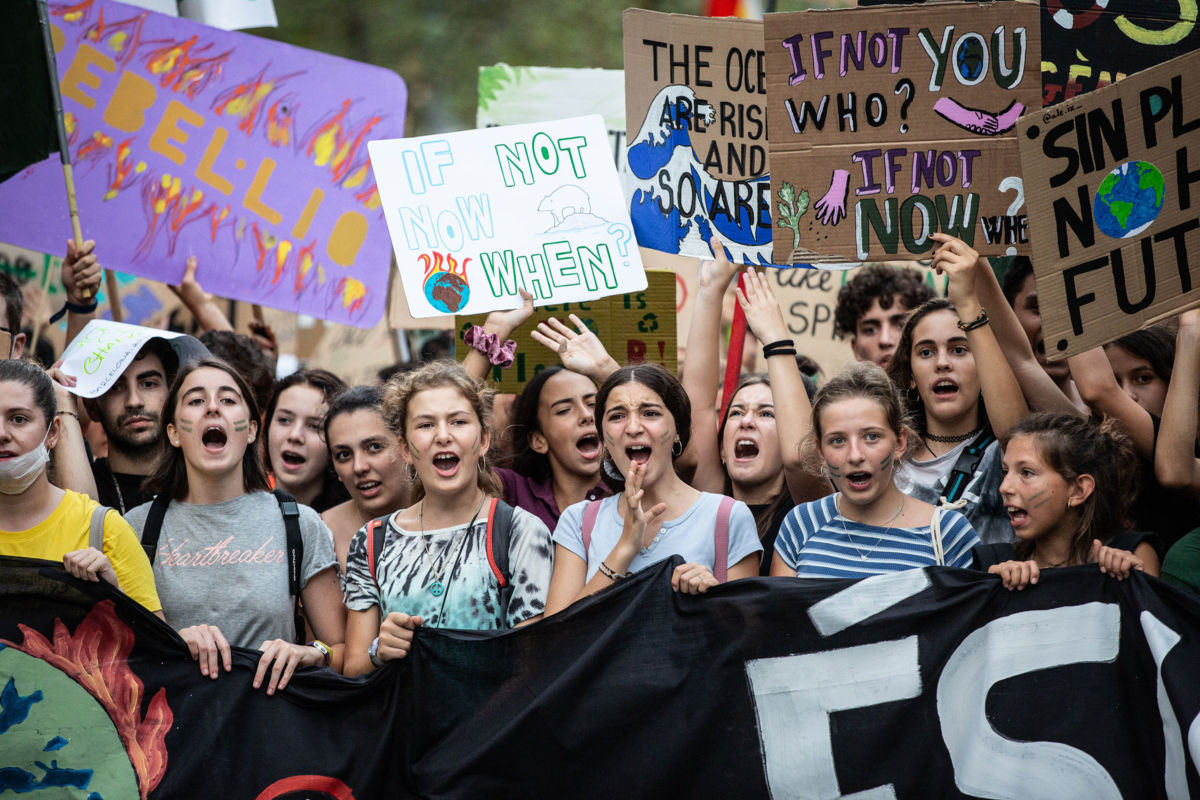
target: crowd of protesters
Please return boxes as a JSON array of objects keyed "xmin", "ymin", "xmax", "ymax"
[{"xmin": 1, "ymin": 227, "xmax": 1196, "ymax": 689}]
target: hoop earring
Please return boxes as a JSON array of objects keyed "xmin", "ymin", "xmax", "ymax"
[
  {"xmin": 602, "ymin": 455, "xmax": 623, "ymax": 481},
  {"xmin": 672, "ymin": 438, "xmax": 683, "ymax": 457}
]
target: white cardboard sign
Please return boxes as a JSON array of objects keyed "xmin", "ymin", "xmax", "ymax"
[
  {"xmin": 178, "ymin": 0, "xmax": 278, "ymax": 30},
  {"xmin": 60, "ymin": 321, "xmax": 185, "ymax": 399},
  {"xmin": 369, "ymin": 115, "xmax": 646, "ymax": 318}
]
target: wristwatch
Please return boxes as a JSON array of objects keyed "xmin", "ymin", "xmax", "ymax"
[{"xmin": 368, "ymin": 636, "xmax": 384, "ymax": 668}]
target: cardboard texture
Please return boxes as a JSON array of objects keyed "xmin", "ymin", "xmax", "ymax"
[
  {"xmin": 623, "ymin": 10, "xmax": 777, "ymax": 266},
  {"xmin": 763, "ymin": 2, "xmax": 1041, "ymax": 264},
  {"xmin": 1017, "ymin": 48, "xmax": 1200, "ymax": 359},
  {"xmin": 860, "ymin": 0, "xmax": 1200, "ymax": 108},
  {"xmin": 0, "ymin": 0, "xmax": 406, "ymax": 328},
  {"xmin": 306, "ymin": 315, "xmax": 398, "ymax": 387},
  {"xmin": 371, "ymin": 115, "xmax": 646, "ymax": 319},
  {"xmin": 457, "ymin": 269, "xmax": 677, "ymax": 392}
]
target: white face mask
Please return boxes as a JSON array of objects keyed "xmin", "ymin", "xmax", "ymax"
[{"xmin": 0, "ymin": 426, "xmax": 51, "ymax": 495}]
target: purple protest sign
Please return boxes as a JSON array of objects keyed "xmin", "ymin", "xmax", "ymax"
[{"xmin": 0, "ymin": 0, "xmax": 405, "ymax": 327}]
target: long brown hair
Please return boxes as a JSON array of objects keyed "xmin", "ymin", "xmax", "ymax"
[
  {"xmin": 886, "ymin": 297, "xmax": 989, "ymax": 437},
  {"xmin": 143, "ymin": 359, "xmax": 271, "ymax": 500},
  {"xmin": 381, "ymin": 361, "xmax": 501, "ymax": 503},
  {"xmin": 1002, "ymin": 413, "xmax": 1139, "ymax": 565},
  {"xmin": 718, "ymin": 373, "xmax": 790, "ymax": 542}
]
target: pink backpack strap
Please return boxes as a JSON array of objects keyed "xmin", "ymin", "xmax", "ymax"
[
  {"xmin": 581, "ymin": 499, "xmax": 602, "ymax": 555},
  {"xmin": 713, "ymin": 496, "xmax": 735, "ymax": 583}
]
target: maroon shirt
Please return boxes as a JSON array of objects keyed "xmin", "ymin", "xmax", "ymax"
[{"xmin": 495, "ymin": 467, "xmax": 609, "ymax": 533}]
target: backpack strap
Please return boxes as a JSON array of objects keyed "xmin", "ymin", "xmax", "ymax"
[
  {"xmin": 713, "ymin": 496, "xmax": 735, "ymax": 583},
  {"xmin": 140, "ymin": 493, "xmax": 173, "ymax": 563},
  {"xmin": 939, "ymin": 428, "xmax": 997, "ymax": 506},
  {"xmin": 88, "ymin": 505, "xmax": 109, "ymax": 553},
  {"xmin": 364, "ymin": 517, "xmax": 387, "ymax": 590},
  {"xmin": 484, "ymin": 498, "xmax": 518, "ymax": 623},
  {"xmin": 272, "ymin": 489, "xmax": 306, "ymax": 645},
  {"xmin": 581, "ymin": 499, "xmax": 603, "ymax": 555},
  {"xmin": 484, "ymin": 497, "xmax": 513, "ymax": 587},
  {"xmin": 930, "ymin": 506, "xmax": 947, "ymax": 567}
]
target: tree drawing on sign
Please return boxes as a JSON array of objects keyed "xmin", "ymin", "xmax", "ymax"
[{"xmin": 775, "ymin": 181, "xmax": 810, "ymax": 250}]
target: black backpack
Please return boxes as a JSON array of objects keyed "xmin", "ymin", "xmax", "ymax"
[{"xmin": 139, "ymin": 489, "xmax": 306, "ymax": 644}]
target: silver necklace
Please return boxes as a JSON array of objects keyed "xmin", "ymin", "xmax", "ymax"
[
  {"xmin": 835, "ymin": 494, "xmax": 905, "ymax": 561},
  {"xmin": 417, "ymin": 499, "xmax": 482, "ymax": 597},
  {"xmin": 109, "ymin": 470, "xmax": 126, "ymax": 514}
]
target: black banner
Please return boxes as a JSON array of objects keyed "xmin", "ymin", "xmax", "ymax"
[
  {"xmin": 0, "ymin": 0, "xmax": 60, "ymax": 183},
  {"xmin": 2, "ymin": 555, "xmax": 1200, "ymax": 798}
]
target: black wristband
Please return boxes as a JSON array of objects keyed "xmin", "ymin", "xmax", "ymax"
[
  {"xmin": 48, "ymin": 300, "xmax": 99, "ymax": 324},
  {"xmin": 762, "ymin": 339, "xmax": 797, "ymax": 358}
]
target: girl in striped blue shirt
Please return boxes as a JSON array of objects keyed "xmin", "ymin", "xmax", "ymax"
[{"xmin": 771, "ymin": 363, "xmax": 980, "ymax": 580}]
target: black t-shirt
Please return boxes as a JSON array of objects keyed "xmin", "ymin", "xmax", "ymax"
[
  {"xmin": 1131, "ymin": 415, "xmax": 1200, "ymax": 554},
  {"xmin": 971, "ymin": 530, "xmax": 1158, "ymax": 571},
  {"xmin": 91, "ymin": 458, "xmax": 153, "ymax": 515},
  {"xmin": 748, "ymin": 497, "xmax": 794, "ymax": 575}
]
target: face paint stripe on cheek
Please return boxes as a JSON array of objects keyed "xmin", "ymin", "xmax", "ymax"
[
  {"xmin": 879, "ymin": 455, "xmax": 891, "ymax": 471},
  {"xmin": 233, "ymin": 419, "xmax": 249, "ymax": 432}
]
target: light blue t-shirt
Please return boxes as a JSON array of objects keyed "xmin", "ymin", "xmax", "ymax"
[
  {"xmin": 775, "ymin": 493, "xmax": 979, "ymax": 579},
  {"xmin": 554, "ymin": 492, "xmax": 762, "ymax": 581}
]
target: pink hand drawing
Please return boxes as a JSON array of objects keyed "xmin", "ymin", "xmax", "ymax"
[
  {"xmin": 814, "ymin": 169, "xmax": 850, "ymax": 227},
  {"xmin": 933, "ymin": 98, "xmax": 1026, "ymax": 136}
]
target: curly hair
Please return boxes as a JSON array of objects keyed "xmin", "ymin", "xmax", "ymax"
[
  {"xmin": 834, "ymin": 264, "xmax": 934, "ymax": 339},
  {"xmin": 1001, "ymin": 412, "xmax": 1140, "ymax": 565},
  {"xmin": 381, "ymin": 361, "xmax": 500, "ymax": 503}
]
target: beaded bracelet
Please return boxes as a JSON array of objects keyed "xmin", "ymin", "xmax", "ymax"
[
  {"xmin": 957, "ymin": 308, "xmax": 989, "ymax": 332},
  {"xmin": 598, "ymin": 561, "xmax": 630, "ymax": 581}
]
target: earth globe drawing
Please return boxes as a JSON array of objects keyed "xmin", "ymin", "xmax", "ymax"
[
  {"xmin": 956, "ymin": 38, "xmax": 986, "ymax": 82},
  {"xmin": 1093, "ymin": 161, "xmax": 1164, "ymax": 240},
  {"xmin": 0, "ymin": 644, "xmax": 139, "ymax": 798},
  {"xmin": 423, "ymin": 271, "xmax": 470, "ymax": 314}
]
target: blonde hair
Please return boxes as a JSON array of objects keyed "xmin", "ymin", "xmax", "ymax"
[
  {"xmin": 382, "ymin": 361, "xmax": 501, "ymax": 502},
  {"xmin": 802, "ymin": 361, "xmax": 914, "ymax": 476}
]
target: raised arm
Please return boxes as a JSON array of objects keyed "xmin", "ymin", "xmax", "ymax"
[
  {"xmin": 932, "ymin": 233, "xmax": 1027, "ymax": 438},
  {"xmin": 679, "ymin": 238, "xmax": 739, "ymax": 492},
  {"xmin": 736, "ymin": 268, "xmax": 828, "ymax": 503},
  {"xmin": 530, "ymin": 314, "xmax": 620, "ymax": 386},
  {"xmin": 1155, "ymin": 309, "xmax": 1200, "ymax": 492},
  {"xmin": 461, "ymin": 289, "xmax": 533, "ymax": 383},
  {"xmin": 168, "ymin": 256, "xmax": 234, "ymax": 333},
  {"xmin": 61, "ymin": 239, "xmax": 103, "ymax": 348},
  {"xmin": 972, "ymin": 256, "xmax": 1085, "ymax": 416},
  {"xmin": 46, "ymin": 366, "xmax": 98, "ymax": 500},
  {"xmin": 1068, "ymin": 347, "xmax": 1156, "ymax": 459}
]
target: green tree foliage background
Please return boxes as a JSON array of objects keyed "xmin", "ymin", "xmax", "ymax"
[{"xmin": 262, "ymin": 0, "xmax": 843, "ymax": 137}]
